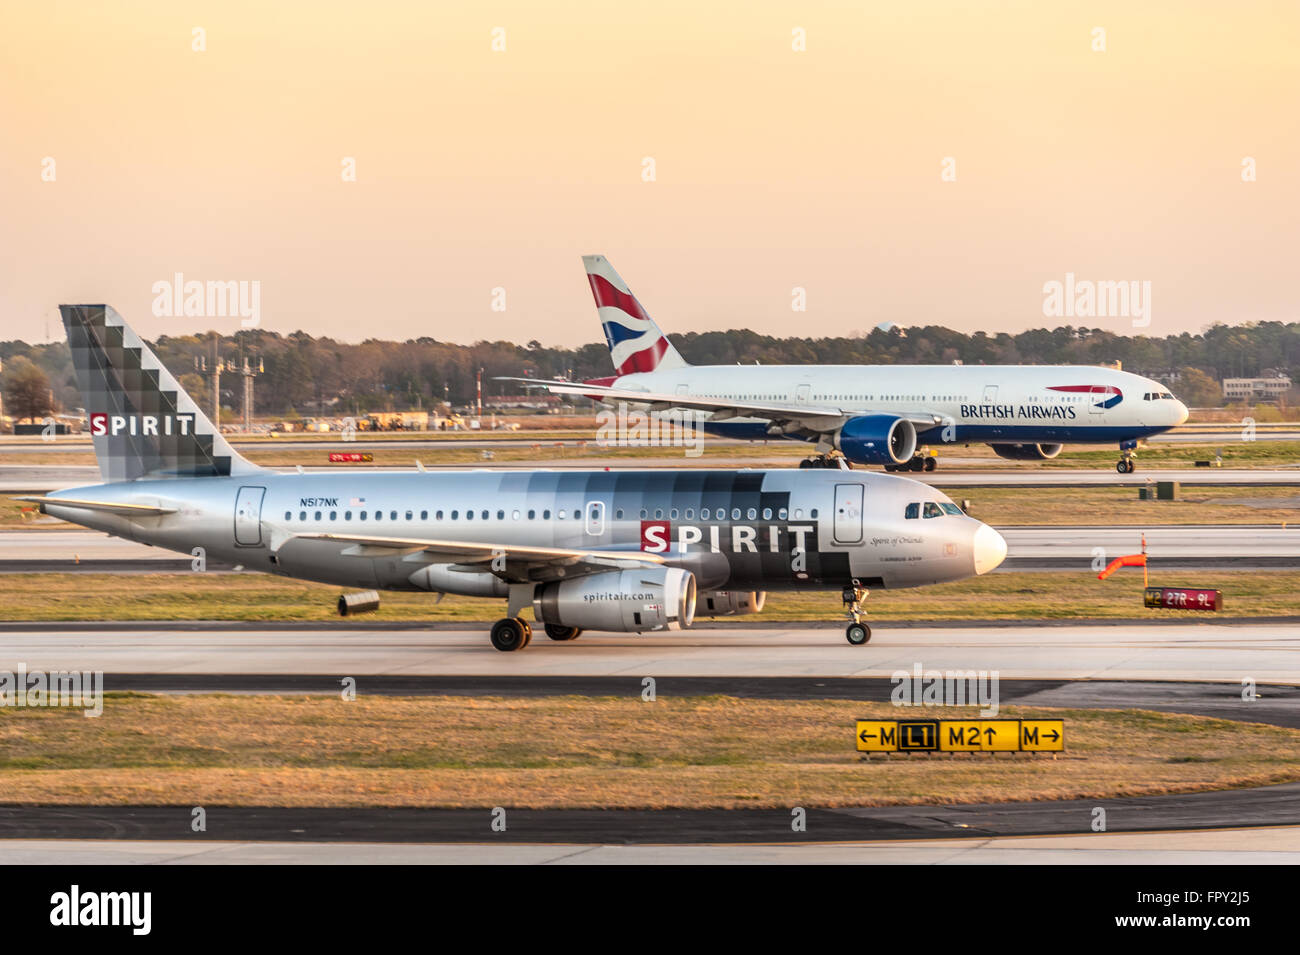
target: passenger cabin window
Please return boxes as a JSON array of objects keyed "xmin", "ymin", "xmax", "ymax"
[{"xmin": 905, "ymin": 503, "xmax": 920, "ymax": 520}]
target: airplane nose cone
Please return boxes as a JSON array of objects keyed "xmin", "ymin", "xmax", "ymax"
[
  {"xmin": 1174, "ymin": 400, "xmax": 1189, "ymax": 426},
  {"xmin": 972, "ymin": 524, "xmax": 1007, "ymax": 575}
]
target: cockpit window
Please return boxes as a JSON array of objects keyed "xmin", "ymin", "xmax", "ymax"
[
  {"xmin": 904, "ymin": 502, "xmax": 920, "ymax": 520},
  {"xmin": 923, "ymin": 502, "xmax": 944, "ymax": 519},
  {"xmin": 939, "ymin": 502, "xmax": 963, "ymax": 515}
]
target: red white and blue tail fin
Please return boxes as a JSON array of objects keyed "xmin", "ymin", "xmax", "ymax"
[{"xmin": 583, "ymin": 255, "xmax": 687, "ymax": 376}]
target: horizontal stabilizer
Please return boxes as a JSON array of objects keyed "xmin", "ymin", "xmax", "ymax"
[{"xmin": 17, "ymin": 496, "xmax": 177, "ymax": 517}]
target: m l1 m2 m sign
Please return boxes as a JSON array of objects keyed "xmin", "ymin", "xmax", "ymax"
[{"xmin": 856, "ymin": 719, "xmax": 1064, "ymax": 754}]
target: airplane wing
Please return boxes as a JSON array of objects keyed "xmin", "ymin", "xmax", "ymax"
[
  {"xmin": 495, "ymin": 377, "xmax": 943, "ymax": 433},
  {"xmin": 16, "ymin": 496, "xmax": 178, "ymax": 517},
  {"xmin": 291, "ymin": 532, "xmax": 664, "ymax": 584}
]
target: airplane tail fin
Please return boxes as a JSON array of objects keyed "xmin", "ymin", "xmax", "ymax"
[
  {"xmin": 61, "ymin": 305, "xmax": 260, "ymax": 482},
  {"xmin": 583, "ymin": 255, "xmax": 687, "ymax": 376}
]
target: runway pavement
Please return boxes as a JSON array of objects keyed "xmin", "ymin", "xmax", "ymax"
[
  {"xmin": 2, "ymin": 783, "xmax": 1299, "ymax": 846},
  {"xmin": 6, "ymin": 828, "xmax": 1299, "ymax": 863},
  {"xmin": 2, "ymin": 622, "xmax": 1296, "ymax": 683}
]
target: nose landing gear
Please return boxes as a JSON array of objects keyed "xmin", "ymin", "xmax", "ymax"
[
  {"xmin": 842, "ymin": 580, "xmax": 872, "ymax": 645},
  {"xmin": 1116, "ymin": 440, "xmax": 1139, "ymax": 474}
]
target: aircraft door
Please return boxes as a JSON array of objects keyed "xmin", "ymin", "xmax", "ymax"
[
  {"xmin": 234, "ymin": 486, "xmax": 266, "ymax": 546},
  {"xmin": 796, "ymin": 384, "xmax": 811, "ymax": 405},
  {"xmin": 982, "ymin": 385, "xmax": 998, "ymax": 403},
  {"xmin": 833, "ymin": 483, "xmax": 864, "ymax": 544},
  {"xmin": 1089, "ymin": 384, "xmax": 1107, "ymax": 414}
]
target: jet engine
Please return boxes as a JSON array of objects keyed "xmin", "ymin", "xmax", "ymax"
[
  {"xmin": 834, "ymin": 415, "xmax": 917, "ymax": 466},
  {"xmin": 990, "ymin": 442, "xmax": 1064, "ymax": 461},
  {"xmin": 696, "ymin": 590, "xmax": 767, "ymax": 617},
  {"xmin": 532, "ymin": 567, "xmax": 696, "ymax": 633}
]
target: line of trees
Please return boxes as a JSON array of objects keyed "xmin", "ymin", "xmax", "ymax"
[{"xmin": 3, "ymin": 321, "xmax": 1297, "ymax": 420}]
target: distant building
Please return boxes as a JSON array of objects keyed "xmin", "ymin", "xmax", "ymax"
[{"xmin": 1222, "ymin": 375, "xmax": 1292, "ymax": 401}]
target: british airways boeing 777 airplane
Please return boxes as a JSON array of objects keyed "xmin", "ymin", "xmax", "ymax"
[
  {"xmin": 510, "ymin": 256, "xmax": 1189, "ymax": 474},
  {"xmin": 21, "ymin": 305, "xmax": 1006, "ymax": 650}
]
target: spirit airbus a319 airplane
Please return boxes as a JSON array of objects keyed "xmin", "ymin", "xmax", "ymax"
[
  {"xmin": 21, "ymin": 305, "xmax": 1006, "ymax": 649},
  {"xmin": 509, "ymin": 256, "xmax": 1189, "ymax": 474}
]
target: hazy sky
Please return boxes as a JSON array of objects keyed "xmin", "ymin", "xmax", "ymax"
[{"xmin": 2, "ymin": 1, "xmax": 1296, "ymax": 346}]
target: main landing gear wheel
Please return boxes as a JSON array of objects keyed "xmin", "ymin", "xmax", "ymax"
[
  {"xmin": 490, "ymin": 617, "xmax": 530, "ymax": 652},
  {"xmin": 544, "ymin": 624, "xmax": 582, "ymax": 641},
  {"xmin": 845, "ymin": 622, "xmax": 872, "ymax": 645},
  {"xmin": 1116, "ymin": 457, "xmax": 1137, "ymax": 474},
  {"xmin": 800, "ymin": 454, "xmax": 851, "ymax": 470},
  {"xmin": 888, "ymin": 453, "xmax": 937, "ymax": 473}
]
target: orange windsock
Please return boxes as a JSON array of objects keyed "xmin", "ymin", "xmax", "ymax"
[{"xmin": 1098, "ymin": 553, "xmax": 1147, "ymax": 580}]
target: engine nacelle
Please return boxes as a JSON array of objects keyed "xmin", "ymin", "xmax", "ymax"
[
  {"xmin": 990, "ymin": 442, "xmax": 1064, "ymax": 461},
  {"xmin": 834, "ymin": 415, "xmax": 917, "ymax": 465},
  {"xmin": 533, "ymin": 567, "xmax": 696, "ymax": 633},
  {"xmin": 697, "ymin": 590, "xmax": 767, "ymax": 617}
]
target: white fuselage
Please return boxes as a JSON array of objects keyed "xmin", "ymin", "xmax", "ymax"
[{"xmin": 606, "ymin": 363, "xmax": 1188, "ymax": 445}]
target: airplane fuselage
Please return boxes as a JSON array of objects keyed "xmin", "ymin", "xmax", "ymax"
[
  {"xmin": 44, "ymin": 468, "xmax": 999, "ymax": 594},
  {"xmin": 604, "ymin": 363, "xmax": 1188, "ymax": 446}
]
